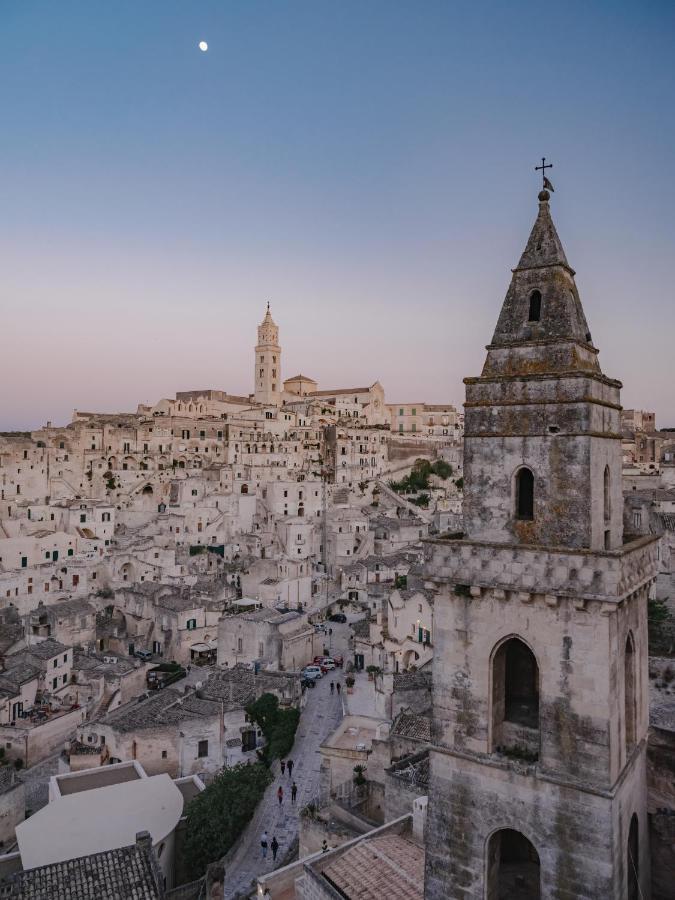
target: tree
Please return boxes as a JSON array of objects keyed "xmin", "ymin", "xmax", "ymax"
[
  {"xmin": 246, "ymin": 693, "xmax": 300, "ymax": 763},
  {"xmin": 183, "ymin": 762, "xmax": 272, "ymax": 879}
]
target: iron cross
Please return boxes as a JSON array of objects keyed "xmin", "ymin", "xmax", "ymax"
[{"xmin": 535, "ymin": 157, "xmax": 553, "ymax": 188}]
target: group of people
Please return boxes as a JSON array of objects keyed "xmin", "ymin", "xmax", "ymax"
[
  {"xmin": 261, "ymin": 756, "xmax": 301, "ymax": 865},
  {"xmin": 329, "ymin": 680, "xmax": 341, "ymax": 696}
]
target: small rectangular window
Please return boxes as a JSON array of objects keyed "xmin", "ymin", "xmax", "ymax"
[{"xmin": 198, "ymin": 740, "xmax": 208, "ymax": 758}]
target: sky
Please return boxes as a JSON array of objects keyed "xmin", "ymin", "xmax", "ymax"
[{"xmin": 1, "ymin": 1, "xmax": 674, "ymax": 431}]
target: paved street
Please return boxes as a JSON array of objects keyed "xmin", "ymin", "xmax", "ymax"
[{"xmin": 222, "ymin": 671, "xmax": 344, "ymax": 899}]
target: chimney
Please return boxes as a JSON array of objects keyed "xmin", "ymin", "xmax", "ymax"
[
  {"xmin": 135, "ymin": 830, "xmax": 153, "ymax": 856},
  {"xmin": 412, "ymin": 796, "xmax": 428, "ymax": 843}
]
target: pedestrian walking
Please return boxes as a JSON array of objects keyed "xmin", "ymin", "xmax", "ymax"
[
  {"xmin": 329, "ymin": 627, "xmax": 333, "ymax": 636},
  {"xmin": 291, "ymin": 781, "xmax": 298, "ymax": 804},
  {"xmin": 330, "ymin": 681, "xmax": 335, "ymax": 695},
  {"xmin": 280, "ymin": 759, "xmax": 286, "ymax": 775},
  {"xmin": 336, "ymin": 682, "xmax": 341, "ymax": 696},
  {"xmin": 277, "ymin": 785, "xmax": 284, "ymax": 806},
  {"xmin": 271, "ymin": 836, "xmax": 279, "ymax": 862},
  {"xmin": 287, "ymin": 758, "xmax": 294, "ymax": 778},
  {"xmin": 261, "ymin": 830, "xmax": 269, "ymax": 859},
  {"xmin": 321, "ymin": 839, "xmax": 329, "ymax": 853}
]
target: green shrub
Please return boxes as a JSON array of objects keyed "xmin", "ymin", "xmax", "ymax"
[{"xmin": 183, "ymin": 762, "xmax": 272, "ymax": 879}]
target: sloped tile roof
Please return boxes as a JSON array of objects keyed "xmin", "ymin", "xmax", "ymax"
[{"xmin": 0, "ymin": 843, "xmax": 162, "ymax": 899}]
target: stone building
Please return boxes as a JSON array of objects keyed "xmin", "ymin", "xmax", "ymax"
[{"xmin": 423, "ymin": 190, "xmax": 659, "ymax": 899}]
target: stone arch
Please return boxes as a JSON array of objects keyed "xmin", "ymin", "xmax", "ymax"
[
  {"xmin": 627, "ymin": 813, "xmax": 639, "ymax": 900},
  {"xmin": 120, "ymin": 561, "xmax": 135, "ymax": 583},
  {"xmin": 142, "ymin": 484, "xmax": 153, "ymax": 495},
  {"xmin": 490, "ymin": 635, "xmax": 540, "ymax": 756},
  {"xmin": 485, "ymin": 827, "xmax": 541, "ymax": 900},
  {"xmin": 402, "ymin": 648, "xmax": 420, "ymax": 669},
  {"xmin": 514, "ymin": 466, "xmax": 534, "ymax": 521},
  {"xmin": 108, "ymin": 456, "xmax": 118, "ymax": 470},
  {"xmin": 624, "ymin": 631, "xmax": 637, "ymax": 754}
]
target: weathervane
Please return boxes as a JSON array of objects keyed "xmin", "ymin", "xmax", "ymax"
[{"xmin": 535, "ymin": 157, "xmax": 554, "ymax": 194}]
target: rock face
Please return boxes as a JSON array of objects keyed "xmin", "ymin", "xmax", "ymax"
[{"xmin": 423, "ymin": 193, "xmax": 658, "ymax": 899}]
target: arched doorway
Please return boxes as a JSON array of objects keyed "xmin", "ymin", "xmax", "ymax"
[
  {"xmin": 491, "ymin": 636, "xmax": 539, "ymax": 756},
  {"xmin": 486, "ymin": 829, "xmax": 540, "ymax": 900}
]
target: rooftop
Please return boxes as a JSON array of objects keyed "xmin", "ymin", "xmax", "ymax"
[
  {"xmin": 391, "ymin": 711, "xmax": 432, "ymax": 743},
  {"xmin": 0, "ymin": 842, "xmax": 162, "ymax": 899},
  {"xmin": 321, "ymin": 833, "xmax": 424, "ymax": 900},
  {"xmin": 96, "ymin": 687, "xmax": 221, "ymax": 733},
  {"xmin": 16, "ymin": 774, "xmax": 183, "ymax": 869}
]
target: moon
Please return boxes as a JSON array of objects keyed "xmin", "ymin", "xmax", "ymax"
[{"xmin": 199, "ymin": 41, "xmax": 208, "ymax": 52}]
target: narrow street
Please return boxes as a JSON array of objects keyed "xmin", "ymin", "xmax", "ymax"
[{"xmin": 222, "ymin": 669, "xmax": 344, "ymax": 899}]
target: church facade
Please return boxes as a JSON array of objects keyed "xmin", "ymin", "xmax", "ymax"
[{"xmin": 423, "ymin": 189, "xmax": 658, "ymax": 899}]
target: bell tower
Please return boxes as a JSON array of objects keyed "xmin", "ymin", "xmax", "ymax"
[
  {"xmin": 423, "ymin": 186, "xmax": 658, "ymax": 899},
  {"xmin": 254, "ymin": 303, "xmax": 281, "ymax": 406}
]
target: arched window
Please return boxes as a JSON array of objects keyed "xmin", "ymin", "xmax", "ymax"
[
  {"xmin": 240, "ymin": 484, "xmax": 248, "ymax": 495},
  {"xmin": 625, "ymin": 632, "xmax": 636, "ymax": 754},
  {"xmin": 515, "ymin": 468, "xmax": 534, "ymax": 520},
  {"xmin": 627, "ymin": 814, "xmax": 639, "ymax": 900},
  {"xmin": 528, "ymin": 290, "xmax": 542, "ymax": 322},
  {"xmin": 486, "ymin": 829, "xmax": 540, "ymax": 900},
  {"xmin": 491, "ymin": 637, "xmax": 539, "ymax": 756}
]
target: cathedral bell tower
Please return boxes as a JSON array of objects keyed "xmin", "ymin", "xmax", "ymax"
[
  {"xmin": 254, "ymin": 303, "xmax": 281, "ymax": 407},
  {"xmin": 423, "ymin": 185, "xmax": 658, "ymax": 899}
]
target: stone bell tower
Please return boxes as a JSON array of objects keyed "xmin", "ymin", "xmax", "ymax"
[
  {"xmin": 254, "ymin": 303, "xmax": 281, "ymax": 406},
  {"xmin": 423, "ymin": 185, "xmax": 658, "ymax": 899}
]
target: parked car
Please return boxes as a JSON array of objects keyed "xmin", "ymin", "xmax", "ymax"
[
  {"xmin": 301, "ymin": 676, "xmax": 317, "ymax": 689},
  {"xmin": 135, "ymin": 649, "xmax": 153, "ymax": 662},
  {"xmin": 320, "ymin": 658, "xmax": 336, "ymax": 670},
  {"xmin": 302, "ymin": 665, "xmax": 323, "ymax": 680},
  {"xmin": 314, "ymin": 623, "xmax": 328, "ymax": 633},
  {"xmin": 333, "ymin": 655, "xmax": 344, "ymax": 667},
  {"xmin": 329, "ymin": 613, "xmax": 347, "ymax": 623}
]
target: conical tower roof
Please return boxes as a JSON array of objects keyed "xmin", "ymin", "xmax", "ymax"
[
  {"xmin": 514, "ymin": 193, "xmax": 571, "ymax": 272},
  {"xmin": 481, "ymin": 191, "xmax": 599, "ymax": 377},
  {"xmin": 260, "ymin": 301, "xmax": 276, "ymax": 327}
]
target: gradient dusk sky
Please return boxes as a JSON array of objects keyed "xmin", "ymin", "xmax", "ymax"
[{"xmin": 1, "ymin": 1, "xmax": 674, "ymax": 431}]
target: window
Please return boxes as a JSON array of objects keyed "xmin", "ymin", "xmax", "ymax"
[
  {"xmin": 198, "ymin": 739, "xmax": 208, "ymax": 758},
  {"xmin": 625, "ymin": 632, "xmax": 636, "ymax": 754},
  {"xmin": 52, "ymin": 677, "xmax": 57, "ymax": 689},
  {"xmin": 161, "ymin": 750, "xmax": 168, "ymax": 759},
  {"xmin": 186, "ymin": 619, "xmax": 197, "ymax": 630},
  {"xmin": 63, "ymin": 674, "xmax": 67, "ymax": 684},
  {"xmin": 632, "ymin": 511, "xmax": 642, "ymax": 530},
  {"xmin": 528, "ymin": 290, "xmax": 542, "ymax": 321},
  {"xmin": 627, "ymin": 814, "xmax": 639, "ymax": 900},
  {"xmin": 53, "ymin": 659, "xmax": 58, "ymax": 669},
  {"xmin": 515, "ymin": 468, "xmax": 534, "ymax": 520},
  {"xmin": 237, "ymin": 637, "xmax": 243, "ymax": 653},
  {"xmin": 603, "ymin": 465, "xmax": 611, "ymax": 523}
]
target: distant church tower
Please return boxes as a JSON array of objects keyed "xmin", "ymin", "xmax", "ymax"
[
  {"xmin": 423, "ymin": 186, "xmax": 658, "ymax": 899},
  {"xmin": 254, "ymin": 303, "xmax": 281, "ymax": 406}
]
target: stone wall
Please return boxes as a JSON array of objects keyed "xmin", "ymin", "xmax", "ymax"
[{"xmin": 647, "ymin": 721, "xmax": 675, "ymax": 900}]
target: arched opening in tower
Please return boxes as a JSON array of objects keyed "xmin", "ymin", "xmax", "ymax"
[
  {"xmin": 491, "ymin": 637, "xmax": 539, "ymax": 756},
  {"xmin": 486, "ymin": 829, "xmax": 541, "ymax": 900}
]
